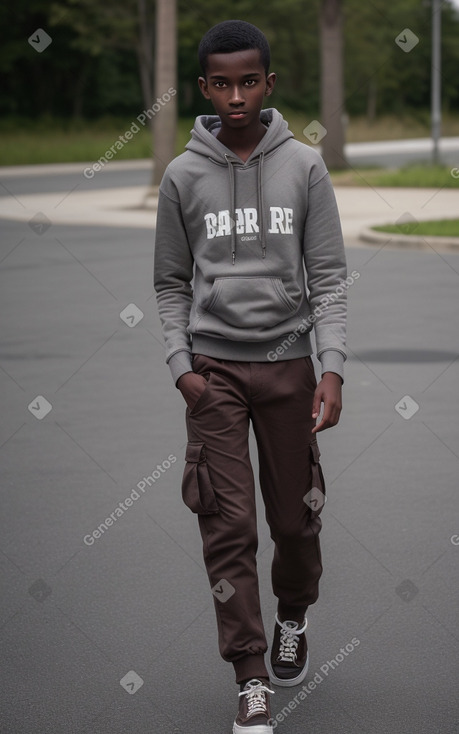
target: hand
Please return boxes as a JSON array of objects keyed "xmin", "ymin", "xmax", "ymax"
[
  {"xmin": 311, "ymin": 372, "xmax": 342, "ymax": 433},
  {"xmin": 177, "ymin": 371, "xmax": 209, "ymax": 410}
]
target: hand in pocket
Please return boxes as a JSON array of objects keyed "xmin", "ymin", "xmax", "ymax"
[{"xmin": 177, "ymin": 371, "xmax": 209, "ymax": 410}]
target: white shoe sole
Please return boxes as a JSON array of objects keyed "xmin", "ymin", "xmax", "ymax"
[
  {"xmin": 267, "ymin": 651, "xmax": 309, "ymax": 688},
  {"xmin": 233, "ymin": 723, "xmax": 273, "ymax": 734}
]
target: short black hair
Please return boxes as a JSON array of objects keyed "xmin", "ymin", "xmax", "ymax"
[{"xmin": 198, "ymin": 20, "xmax": 270, "ymax": 78}]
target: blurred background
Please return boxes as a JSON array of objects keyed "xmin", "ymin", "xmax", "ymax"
[{"xmin": 2, "ymin": 0, "xmax": 459, "ymax": 180}]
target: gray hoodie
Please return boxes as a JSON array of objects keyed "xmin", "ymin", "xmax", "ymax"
[{"xmin": 154, "ymin": 108, "xmax": 347, "ymax": 385}]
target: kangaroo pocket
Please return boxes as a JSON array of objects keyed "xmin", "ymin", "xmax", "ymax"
[{"xmin": 201, "ymin": 276, "xmax": 301, "ymax": 330}]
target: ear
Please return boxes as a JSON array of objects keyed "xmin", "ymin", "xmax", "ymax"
[
  {"xmin": 265, "ymin": 72, "xmax": 276, "ymax": 97},
  {"xmin": 198, "ymin": 76, "xmax": 211, "ymax": 100}
]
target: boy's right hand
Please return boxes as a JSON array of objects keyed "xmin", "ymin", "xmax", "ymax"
[{"xmin": 177, "ymin": 371, "xmax": 209, "ymax": 410}]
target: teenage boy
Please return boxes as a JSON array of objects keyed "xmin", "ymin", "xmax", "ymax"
[{"xmin": 154, "ymin": 19, "xmax": 347, "ymax": 734}]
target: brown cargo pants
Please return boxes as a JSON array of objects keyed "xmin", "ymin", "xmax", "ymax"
[{"xmin": 182, "ymin": 353, "xmax": 325, "ymax": 683}]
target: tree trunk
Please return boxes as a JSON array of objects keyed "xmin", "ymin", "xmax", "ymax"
[
  {"xmin": 320, "ymin": 0, "xmax": 347, "ymax": 169},
  {"xmin": 366, "ymin": 77, "xmax": 377, "ymax": 123},
  {"xmin": 137, "ymin": 0, "xmax": 154, "ymax": 118},
  {"xmin": 136, "ymin": 0, "xmax": 155, "ymax": 191},
  {"xmin": 72, "ymin": 59, "xmax": 90, "ymax": 119},
  {"xmin": 152, "ymin": 0, "xmax": 177, "ymax": 186}
]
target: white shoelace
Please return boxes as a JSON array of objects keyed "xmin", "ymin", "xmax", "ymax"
[
  {"xmin": 275, "ymin": 613, "xmax": 308, "ymax": 663},
  {"xmin": 239, "ymin": 679, "xmax": 274, "ymax": 717}
]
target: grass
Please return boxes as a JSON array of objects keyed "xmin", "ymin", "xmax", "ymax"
[
  {"xmin": 284, "ymin": 111, "xmax": 459, "ymax": 143},
  {"xmin": 342, "ymin": 113, "xmax": 459, "ymax": 142},
  {"xmin": 329, "ymin": 164, "xmax": 459, "ymax": 188},
  {"xmin": 373, "ymin": 219, "xmax": 459, "ymax": 237},
  {"xmin": 0, "ymin": 116, "xmax": 199, "ymax": 166},
  {"xmin": 0, "ymin": 118, "xmax": 154, "ymax": 166}
]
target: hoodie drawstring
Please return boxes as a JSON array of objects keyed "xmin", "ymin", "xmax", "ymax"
[
  {"xmin": 224, "ymin": 151, "xmax": 266, "ymax": 265},
  {"xmin": 225, "ymin": 154, "xmax": 237, "ymax": 265},
  {"xmin": 258, "ymin": 151, "xmax": 266, "ymax": 259}
]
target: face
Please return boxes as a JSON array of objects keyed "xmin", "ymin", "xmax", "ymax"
[{"xmin": 198, "ymin": 48, "xmax": 276, "ymax": 129}]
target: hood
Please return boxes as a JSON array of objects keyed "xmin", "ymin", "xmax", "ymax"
[
  {"xmin": 186, "ymin": 107, "xmax": 293, "ymax": 161},
  {"xmin": 185, "ymin": 108, "xmax": 294, "ymax": 263}
]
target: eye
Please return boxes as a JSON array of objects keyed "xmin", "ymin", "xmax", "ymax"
[
  {"xmin": 214, "ymin": 81, "xmax": 227, "ymax": 88},
  {"xmin": 245, "ymin": 79, "xmax": 257, "ymax": 86}
]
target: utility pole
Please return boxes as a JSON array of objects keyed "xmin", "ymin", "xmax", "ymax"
[
  {"xmin": 319, "ymin": 0, "xmax": 347, "ymax": 169},
  {"xmin": 431, "ymin": 0, "xmax": 441, "ymax": 165}
]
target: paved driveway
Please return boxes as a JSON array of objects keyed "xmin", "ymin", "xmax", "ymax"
[{"xmin": 0, "ymin": 166, "xmax": 458, "ymax": 733}]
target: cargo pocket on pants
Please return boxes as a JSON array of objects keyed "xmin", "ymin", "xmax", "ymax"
[
  {"xmin": 182, "ymin": 442, "xmax": 219, "ymax": 515},
  {"xmin": 307, "ymin": 438, "xmax": 327, "ymax": 516}
]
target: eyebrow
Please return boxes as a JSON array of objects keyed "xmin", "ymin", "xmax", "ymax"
[{"xmin": 209, "ymin": 72, "xmax": 262, "ymax": 80}]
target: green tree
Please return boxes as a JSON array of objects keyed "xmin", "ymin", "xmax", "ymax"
[
  {"xmin": 1, "ymin": 0, "xmax": 459, "ymax": 141},
  {"xmin": 343, "ymin": 0, "xmax": 459, "ymax": 119},
  {"xmin": 176, "ymin": 0, "xmax": 321, "ymax": 117},
  {"xmin": 49, "ymin": 0, "xmax": 154, "ymax": 116}
]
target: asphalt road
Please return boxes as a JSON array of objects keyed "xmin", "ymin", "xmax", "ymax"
[
  {"xmin": 0, "ymin": 161, "xmax": 152, "ymax": 197},
  {"xmin": 0, "ymin": 168, "xmax": 459, "ymax": 734}
]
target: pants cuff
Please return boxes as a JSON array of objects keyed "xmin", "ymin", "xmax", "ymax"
[{"xmin": 233, "ymin": 654, "xmax": 269, "ymax": 684}]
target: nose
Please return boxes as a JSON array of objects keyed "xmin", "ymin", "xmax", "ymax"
[{"xmin": 229, "ymin": 85, "xmax": 244, "ymax": 105}]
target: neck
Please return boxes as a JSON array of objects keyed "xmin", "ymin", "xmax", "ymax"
[{"xmin": 217, "ymin": 118, "xmax": 267, "ymax": 162}]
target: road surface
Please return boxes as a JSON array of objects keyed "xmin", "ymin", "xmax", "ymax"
[{"xmin": 0, "ymin": 164, "xmax": 458, "ymax": 734}]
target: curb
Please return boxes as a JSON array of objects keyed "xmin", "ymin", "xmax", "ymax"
[{"xmin": 359, "ymin": 226, "xmax": 459, "ymax": 252}]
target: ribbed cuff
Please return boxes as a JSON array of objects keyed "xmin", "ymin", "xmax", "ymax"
[
  {"xmin": 233, "ymin": 654, "xmax": 269, "ymax": 684},
  {"xmin": 167, "ymin": 350, "xmax": 193, "ymax": 386},
  {"xmin": 191, "ymin": 331, "xmax": 312, "ymax": 363},
  {"xmin": 318, "ymin": 349, "xmax": 345, "ymax": 383}
]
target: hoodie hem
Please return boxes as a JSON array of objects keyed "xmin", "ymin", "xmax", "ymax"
[{"xmin": 191, "ymin": 333, "xmax": 312, "ymax": 363}]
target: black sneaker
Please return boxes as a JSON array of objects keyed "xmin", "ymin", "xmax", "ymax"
[
  {"xmin": 267, "ymin": 613, "xmax": 309, "ymax": 687},
  {"xmin": 233, "ymin": 678, "xmax": 274, "ymax": 734}
]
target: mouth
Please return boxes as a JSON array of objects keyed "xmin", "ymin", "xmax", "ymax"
[{"xmin": 228, "ymin": 111, "xmax": 247, "ymax": 119}]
